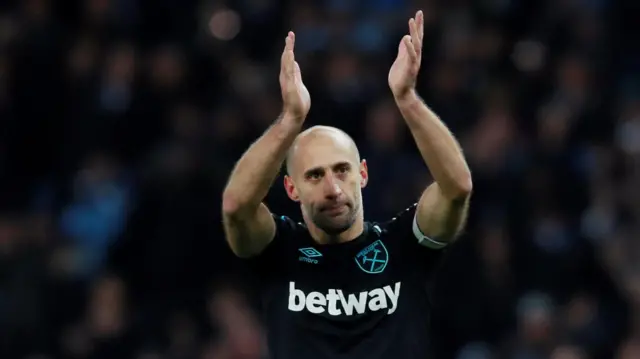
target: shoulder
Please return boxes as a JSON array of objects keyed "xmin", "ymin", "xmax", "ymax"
[
  {"xmin": 272, "ymin": 214, "xmax": 305, "ymax": 237},
  {"xmin": 375, "ymin": 204, "xmax": 449, "ymax": 277},
  {"xmin": 380, "ymin": 203, "xmax": 419, "ymax": 233},
  {"xmin": 379, "ymin": 203, "xmax": 447, "ymax": 250},
  {"xmin": 254, "ymin": 214, "xmax": 308, "ymax": 260}
]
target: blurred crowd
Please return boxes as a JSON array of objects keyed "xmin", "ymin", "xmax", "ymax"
[{"xmin": 0, "ymin": 0, "xmax": 639, "ymax": 358}]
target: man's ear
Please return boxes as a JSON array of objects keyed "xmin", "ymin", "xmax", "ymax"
[
  {"xmin": 284, "ymin": 175, "xmax": 299, "ymax": 201},
  {"xmin": 360, "ymin": 159, "xmax": 368, "ymax": 188}
]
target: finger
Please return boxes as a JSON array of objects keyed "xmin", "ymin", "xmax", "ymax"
[
  {"xmin": 416, "ymin": 10, "xmax": 424, "ymax": 40},
  {"xmin": 408, "ymin": 18, "xmax": 417, "ymax": 39},
  {"xmin": 281, "ymin": 35, "xmax": 290, "ymax": 70},
  {"xmin": 403, "ymin": 35, "xmax": 417, "ymax": 62},
  {"xmin": 408, "ymin": 18, "xmax": 422, "ymax": 54},
  {"xmin": 286, "ymin": 31, "xmax": 295, "ymax": 52},
  {"xmin": 281, "ymin": 32, "xmax": 295, "ymax": 76}
]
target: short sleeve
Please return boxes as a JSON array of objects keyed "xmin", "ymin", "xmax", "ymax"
[
  {"xmin": 246, "ymin": 214, "xmax": 301, "ymax": 267},
  {"xmin": 382, "ymin": 203, "xmax": 448, "ymax": 275},
  {"xmin": 271, "ymin": 214, "xmax": 298, "ymax": 241}
]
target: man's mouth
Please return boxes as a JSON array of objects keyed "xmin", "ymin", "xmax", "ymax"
[{"xmin": 322, "ymin": 203, "xmax": 346, "ymax": 215}]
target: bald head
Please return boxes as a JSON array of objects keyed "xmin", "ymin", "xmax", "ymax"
[
  {"xmin": 282, "ymin": 125, "xmax": 366, "ymax": 239},
  {"xmin": 286, "ymin": 126, "xmax": 360, "ymax": 176}
]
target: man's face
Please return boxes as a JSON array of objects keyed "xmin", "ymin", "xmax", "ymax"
[{"xmin": 285, "ymin": 131, "xmax": 367, "ymax": 236}]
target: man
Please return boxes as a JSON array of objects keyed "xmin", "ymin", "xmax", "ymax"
[{"xmin": 222, "ymin": 10, "xmax": 472, "ymax": 359}]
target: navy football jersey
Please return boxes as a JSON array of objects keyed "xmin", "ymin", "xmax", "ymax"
[{"xmin": 248, "ymin": 204, "xmax": 447, "ymax": 359}]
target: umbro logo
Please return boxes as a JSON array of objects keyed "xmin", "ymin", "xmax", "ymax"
[{"xmin": 299, "ymin": 247, "xmax": 322, "ymax": 264}]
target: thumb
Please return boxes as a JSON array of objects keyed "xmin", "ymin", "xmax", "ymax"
[{"xmin": 294, "ymin": 61, "xmax": 302, "ymax": 81}]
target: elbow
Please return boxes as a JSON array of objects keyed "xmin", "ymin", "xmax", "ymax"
[
  {"xmin": 449, "ymin": 173, "xmax": 473, "ymax": 200},
  {"xmin": 222, "ymin": 192, "xmax": 244, "ymax": 218},
  {"xmin": 222, "ymin": 191, "xmax": 261, "ymax": 222},
  {"xmin": 458, "ymin": 174, "xmax": 473, "ymax": 197}
]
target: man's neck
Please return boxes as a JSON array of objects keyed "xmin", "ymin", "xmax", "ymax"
[{"xmin": 306, "ymin": 215, "xmax": 365, "ymax": 245}]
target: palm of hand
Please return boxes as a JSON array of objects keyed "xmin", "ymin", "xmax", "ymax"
[
  {"xmin": 280, "ymin": 64, "xmax": 310, "ymax": 117},
  {"xmin": 279, "ymin": 32, "xmax": 311, "ymax": 119},
  {"xmin": 388, "ymin": 41, "xmax": 420, "ymax": 96},
  {"xmin": 388, "ymin": 11, "xmax": 424, "ymax": 98}
]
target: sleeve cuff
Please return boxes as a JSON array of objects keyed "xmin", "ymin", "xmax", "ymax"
[{"xmin": 412, "ymin": 214, "xmax": 448, "ymax": 249}]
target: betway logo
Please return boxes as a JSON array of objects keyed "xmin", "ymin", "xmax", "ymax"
[{"xmin": 288, "ymin": 281, "xmax": 401, "ymax": 316}]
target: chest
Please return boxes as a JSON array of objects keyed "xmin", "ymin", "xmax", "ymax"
[
  {"xmin": 262, "ymin": 237, "xmax": 416, "ymax": 319},
  {"xmin": 289, "ymin": 238, "xmax": 400, "ymax": 285}
]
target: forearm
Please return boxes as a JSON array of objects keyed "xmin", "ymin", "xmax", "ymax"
[
  {"xmin": 222, "ymin": 114, "xmax": 302, "ymax": 215},
  {"xmin": 395, "ymin": 91, "xmax": 472, "ymax": 199}
]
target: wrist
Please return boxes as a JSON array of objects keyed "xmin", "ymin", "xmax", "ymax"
[
  {"xmin": 394, "ymin": 89, "xmax": 420, "ymax": 107},
  {"xmin": 279, "ymin": 111, "xmax": 305, "ymax": 130},
  {"xmin": 281, "ymin": 109, "xmax": 306, "ymax": 124}
]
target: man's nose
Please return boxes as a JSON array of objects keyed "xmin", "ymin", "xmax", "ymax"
[{"xmin": 323, "ymin": 176, "xmax": 343, "ymax": 199}]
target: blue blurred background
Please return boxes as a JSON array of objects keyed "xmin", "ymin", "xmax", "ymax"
[{"xmin": 0, "ymin": 0, "xmax": 639, "ymax": 358}]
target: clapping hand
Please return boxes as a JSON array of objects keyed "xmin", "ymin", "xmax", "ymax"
[
  {"xmin": 279, "ymin": 32, "xmax": 311, "ymax": 122},
  {"xmin": 388, "ymin": 11, "xmax": 424, "ymax": 100}
]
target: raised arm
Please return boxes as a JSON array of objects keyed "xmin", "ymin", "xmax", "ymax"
[
  {"xmin": 222, "ymin": 32, "xmax": 310, "ymax": 258},
  {"xmin": 388, "ymin": 11, "xmax": 472, "ymax": 245}
]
